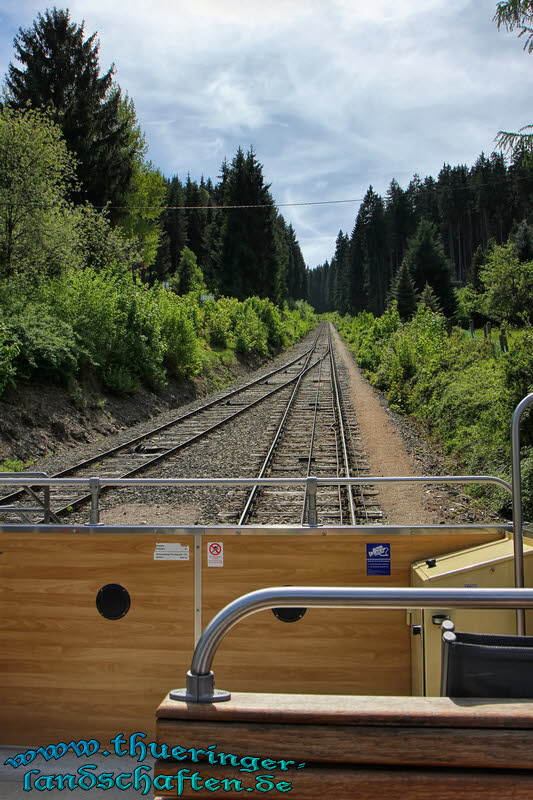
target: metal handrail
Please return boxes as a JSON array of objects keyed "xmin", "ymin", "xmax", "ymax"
[
  {"xmin": 169, "ymin": 585, "xmax": 533, "ymax": 703},
  {"xmin": 512, "ymin": 391, "xmax": 533, "ymax": 634},
  {"xmin": 0, "ymin": 474, "xmax": 514, "ymax": 526},
  {"xmin": 0, "ymin": 473, "xmax": 513, "ymax": 526},
  {"xmin": 0, "ymin": 474, "xmax": 513, "ymax": 491}
]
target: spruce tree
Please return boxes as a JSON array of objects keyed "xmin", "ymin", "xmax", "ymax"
[
  {"xmin": 162, "ymin": 176, "xmax": 188, "ymax": 277},
  {"xmin": 511, "ymin": 219, "xmax": 533, "ymax": 262},
  {"xmin": 389, "ymin": 261, "xmax": 418, "ymax": 321},
  {"xmin": 332, "ymin": 231, "xmax": 351, "ymax": 313},
  {"xmin": 418, "ymin": 282, "xmax": 442, "ymax": 313},
  {"xmin": 350, "ymin": 187, "xmax": 389, "ymax": 315},
  {"xmin": 219, "ymin": 147, "xmax": 280, "ymax": 301},
  {"xmin": 402, "ymin": 219, "xmax": 456, "ymax": 316},
  {"xmin": 4, "ymin": 8, "xmax": 138, "ymax": 209},
  {"xmin": 176, "ymin": 246, "xmax": 204, "ymax": 294},
  {"xmin": 286, "ymin": 224, "xmax": 307, "ymax": 301}
]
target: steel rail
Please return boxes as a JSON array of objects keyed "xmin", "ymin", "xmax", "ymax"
[
  {"xmin": 328, "ymin": 326, "xmax": 356, "ymax": 525},
  {"xmin": 300, "ymin": 350, "xmax": 326, "ymax": 525},
  {"xmin": 170, "ymin": 585, "xmax": 533, "ymax": 702},
  {"xmin": 237, "ymin": 335, "xmax": 330, "ymax": 525},
  {"xmin": 0, "ymin": 336, "xmax": 321, "ymax": 511},
  {"xmin": 1, "ymin": 334, "xmax": 327, "ymax": 522},
  {"xmin": 51, "ymin": 358, "xmax": 328, "ymax": 521}
]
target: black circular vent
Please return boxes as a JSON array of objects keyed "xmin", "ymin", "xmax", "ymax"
[
  {"xmin": 96, "ymin": 583, "xmax": 131, "ymax": 620},
  {"xmin": 272, "ymin": 606, "xmax": 307, "ymax": 623}
]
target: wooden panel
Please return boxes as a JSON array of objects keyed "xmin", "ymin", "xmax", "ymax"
[
  {"xmin": 153, "ymin": 762, "xmax": 533, "ymax": 799},
  {"xmin": 201, "ymin": 529, "xmax": 504, "ymax": 696},
  {"xmin": 0, "ymin": 525, "xmax": 505, "ymax": 746},
  {"xmin": 156, "ymin": 692, "xmax": 533, "ymax": 728},
  {"xmin": 155, "ymin": 718, "xmax": 533, "ymax": 769},
  {"xmin": 0, "ymin": 530, "xmax": 195, "ymax": 745}
]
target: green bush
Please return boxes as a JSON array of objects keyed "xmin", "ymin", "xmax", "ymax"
[
  {"xmin": 0, "ymin": 271, "xmax": 315, "ymax": 397},
  {"xmin": 156, "ymin": 289, "xmax": 201, "ymax": 378},
  {"xmin": 338, "ymin": 307, "xmax": 533, "ymax": 517},
  {"xmin": 7, "ymin": 302, "xmax": 78, "ymax": 382},
  {"xmin": 0, "ymin": 318, "xmax": 19, "ymax": 394},
  {"xmin": 234, "ymin": 305, "xmax": 269, "ymax": 355}
]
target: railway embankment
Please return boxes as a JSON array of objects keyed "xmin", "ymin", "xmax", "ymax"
[{"xmin": 0, "ymin": 346, "xmax": 286, "ymax": 466}]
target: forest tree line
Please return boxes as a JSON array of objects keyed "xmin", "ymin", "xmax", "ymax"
[
  {"xmin": 307, "ymin": 153, "xmax": 533, "ymax": 320},
  {"xmin": 152, "ymin": 150, "xmax": 307, "ymax": 306}
]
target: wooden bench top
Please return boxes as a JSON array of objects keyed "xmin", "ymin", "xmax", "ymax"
[{"xmin": 156, "ymin": 692, "xmax": 533, "ymax": 729}]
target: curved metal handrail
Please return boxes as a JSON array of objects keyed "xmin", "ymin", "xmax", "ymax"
[
  {"xmin": 512, "ymin": 391, "xmax": 533, "ymax": 634},
  {"xmin": 169, "ymin": 585, "xmax": 533, "ymax": 703}
]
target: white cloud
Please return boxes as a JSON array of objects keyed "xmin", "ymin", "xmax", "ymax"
[{"xmin": 1, "ymin": 0, "xmax": 530, "ymax": 264}]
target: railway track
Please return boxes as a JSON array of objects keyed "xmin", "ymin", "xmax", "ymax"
[
  {"xmin": 0, "ymin": 323, "xmax": 382, "ymax": 526},
  {"xmin": 0, "ymin": 333, "xmax": 322, "ymax": 523},
  {"xmin": 222, "ymin": 325, "xmax": 381, "ymax": 525}
]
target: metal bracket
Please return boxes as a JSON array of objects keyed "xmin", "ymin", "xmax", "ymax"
[
  {"xmin": 169, "ymin": 671, "xmax": 231, "ymax": 703},
  {"xmin": 306, "ymin": 476, "xmax": 318, "ymax": 526}
]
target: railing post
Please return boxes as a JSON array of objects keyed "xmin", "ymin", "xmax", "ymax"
[
  {"xmin": 511, "ymin": 392, "xmax": 533, "ymax": 635},
  {"xmin": 43, "ymin": 486, "xmax": 51, "ymax": 524},
  {"xmin": 306, "ymin": 476, "xmax": 318, "ymax": 526},
  {"xmin": 89, "ymin": 477, "xmax": 101, "ymax": 525}
]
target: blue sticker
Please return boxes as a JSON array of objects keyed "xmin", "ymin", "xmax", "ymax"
[{"xmin": 366, "ymin": 543, "xmax": 391, "ymax": 576}]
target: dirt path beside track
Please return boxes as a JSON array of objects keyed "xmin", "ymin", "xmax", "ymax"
[{"xmin": 331, "ymin": 327, "xmax": 501, "ymax": 526}]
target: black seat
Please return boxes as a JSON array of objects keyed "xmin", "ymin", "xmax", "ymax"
[{"xmin": 440, "ymin": 621, "xmax": 533, "ymax": 697}]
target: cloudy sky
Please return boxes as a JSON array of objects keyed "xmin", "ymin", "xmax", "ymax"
[{"xmin": 0, "ymin": 0, "xmax": 529, "ymax": 266}]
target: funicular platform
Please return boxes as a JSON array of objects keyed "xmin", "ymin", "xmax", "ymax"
[{"xmin": 1, "ymin": 394, "xmax": 533, "ymax": 798}]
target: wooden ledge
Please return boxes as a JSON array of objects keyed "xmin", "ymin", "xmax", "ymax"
[
  {"xmin": 156, "ymin": 692, "xmax": 533, "ymax": 729},
  {"xmin": 153, "ymin": 764, "xmax": 533, "ymax": 799}
]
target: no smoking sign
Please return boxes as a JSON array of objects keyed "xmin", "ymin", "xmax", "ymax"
[{"xmin": 207, "ymin": 541, "xmax": 224, "ymax": 567}]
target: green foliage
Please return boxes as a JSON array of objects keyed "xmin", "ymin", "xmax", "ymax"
[
  {"xmin": 493, "ymin": 3, "xmax": 533, "ymax": 160},
  {"xmin": 0, "ymin": 317, "xmax": 19, "ymax": 394},
  {"xmin": 0, "ymin": 459, "xmax": 30, "ymax": 472},
  {"xmin": 42, "ymin": 267, "xmax": 166, "ymax": 391},
  {"xmin": 234, "ymin": 305, "xmax": 269, "ymax": 355},
  {"xmin": 340, "ymin": 305, "xmax": 401, "ymax": 373},
  {"xmin": 0, "ymin": 107, "xmax": 79, "ymax": 279},
  {"xmin": 501, "ymin": 329, "xmax": 533, "ymax": 407},
  {"xmin": 0, "ymin": 267, "xmax": 314, "ymax": 397},
  {"xmin": 244, "ymin": 297, "xmax": 285, "ymax": 349},
  {"xmin": 389, "ymin": 262, "xmax": 418, "ymax": 320},
  {"xmin": 479, "ymin": 242, "xmax": 533, "ymax": 323},
  {"xmin": 375, "ymin": 305, "xmax": 448, "ymax": 410},
  {"xmin": 419, "ymin": 283, "xmax": 442, "ymax": 313},
  {"xmin": 455, "ymin": 285, "xmax": 482, "ymax": 326},
  {"xmin": 7, "ymin": 302, "xmax": 78, "ymax": 381},
  {"xmin": 338, "ymin": 308, "xmax": 533, "ymax": 516},
  {"xmin": 155, "ymin": 288, "xmax": 202, "ymax": 378},
  {"xmin": 4, "ymin": 8, "xmax": 139, "ymax": 209},
  {"xmin": 402, "ymin": 219, "xmax": 456, "ymax": 316},
  {"xmin": 174, "ymin": 247, "xmax": 205, "ymax": 295},
  {"xmin": 118, "ymin": 150, "xmax": 167, "ymax": 266},
  {"xmin": 511, "ymin": 220, "xmax": 533, "ymax": 262},
  {"xmin": 494, "ymin": 1, "xmax": 533, "ymax": 53}
]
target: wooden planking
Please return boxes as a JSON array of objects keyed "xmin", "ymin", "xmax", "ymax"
[
  {"xmin": 156, "ymin": 692, "xmax": 533, "ymax": 727},
  {"xmin": 153, "ymin": 762, "xmax": 533, "ymax": 799},
  {"xmin": 0, "ymin": 530, "xmax": 195, "ymax": 745},
  {"xmin": 0, "ymin": 525, "xmax": 505, "ymax": 744},
  {"xmin": 201, "ymin": 529, "xmax": 504, "ymax": 696},
  {"xmin": 155, "ymin": 718, "xmax": 533, "ymax": 769}
]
